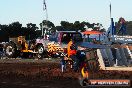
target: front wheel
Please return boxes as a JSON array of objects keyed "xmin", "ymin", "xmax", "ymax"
[
  {"xmin": 5, "ymin": 42, "xmax": 17, "ymax": 58},
  {"xmin": 36, "ymin": 45, "xmax": 44, "ymax": 59}
]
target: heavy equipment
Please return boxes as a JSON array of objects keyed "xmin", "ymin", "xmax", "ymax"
[
  {"xmin": 5, "ymin": 36, "xmax": 45, "ymax": 58},
  {"xmin": 4, "ymin": 31, "xmax": 83, "ymax": 58}
]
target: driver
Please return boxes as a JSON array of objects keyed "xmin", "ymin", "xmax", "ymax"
[{"xmin": 67, "ymin": 38, "xmax": 79, "ymax": 72}]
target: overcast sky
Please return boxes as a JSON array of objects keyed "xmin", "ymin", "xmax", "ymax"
[{"xmin": 0, "ymin": 0, "xmax": 132, "ymax": 29}]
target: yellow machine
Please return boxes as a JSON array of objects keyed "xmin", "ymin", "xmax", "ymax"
[
  {"xmin": 5, "ymin": 36, "xmax": 42, "ymax": 58},
  {"xmin": 17, "ymin": 36, "xmax": 33, "ymax": 53}
]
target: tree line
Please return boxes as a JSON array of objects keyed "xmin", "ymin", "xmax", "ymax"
[
  {"xmin": 2, "ymin": 19, "xmax": 132, "ymax": 42},
  {"xmin": 40, "ymin": 20, "xmax": 105, "ymax": 34},
  {"xmin": 0, "ymin": 20, "xmax": 106, "ymax": 42}
]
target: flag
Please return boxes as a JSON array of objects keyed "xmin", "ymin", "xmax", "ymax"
[
  {"xmin": 43, "ymin": 0, "xmax": 47, "ymax": 11},
  {"xmin": 110, "ymin": 2, "xmax": 111, "ymax": 18}
]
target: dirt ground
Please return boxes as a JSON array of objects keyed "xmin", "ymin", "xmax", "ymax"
[{"xmin": 0, "ymin": 59, "xmax": 132, "ymax": 88}]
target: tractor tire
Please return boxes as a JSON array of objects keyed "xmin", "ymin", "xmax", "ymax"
[
  {"xmin": 36, "ymin": 45, "xmax": 44, "ymax": 59},
  {"xmin": 79, "ymin": 75, "xmax": 89, "ymax": 87},
  {"xmin": 85, "ymin": 51, "xmax": 100, "ymax": 72},
  {"xmin": 5, "ymin": 42, "xmax": 17, "ymax": 58},
  {"xmin": 87, "ymin": 59, "xmax": 100, "ymax": 72}
]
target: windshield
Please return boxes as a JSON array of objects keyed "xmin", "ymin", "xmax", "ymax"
[
  {"xmin": 61, "ymin": 32, "xmax": 82, "ymax": 44},
  {"xmin": 49, "ymin": 33, "xmax": 58, "ymax": 42},
  {"xmin": 48, "ymin": 32, "xmax": 83, "ymax": 44}
]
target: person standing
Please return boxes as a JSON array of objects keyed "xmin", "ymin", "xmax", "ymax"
[{"xmin": 117, "ymin": 17, "xmax": 127, "ymax": 35}]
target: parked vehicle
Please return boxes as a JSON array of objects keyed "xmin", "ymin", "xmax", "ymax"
[
  {"xmin": 4, "ymin": 36, "xmax": 45, "ymax": 59},
  {"xmin": 47, "ymin": 31, "xmax": 83, "ymax": 57}
]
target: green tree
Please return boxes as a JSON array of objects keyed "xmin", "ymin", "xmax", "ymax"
[
  {"xmin": 40, "ymin": 20, "xmax": 55, "ymax": 35},
  {"xmin": 60, "ymin": 21, "xmax": 69, "ymax": 29},
  {"xmin": 0, "ymin": 24, "xmax": 9, "ymax": 42},
  {"xmin": 126, "ymin": 21, "xmax": 132, "ymax": 35},
  {"xmin": 8, "ymin": 22, "xmax": 22, "ymax": 37},
  {"xmin": 27, "ymin": 23, "xmax": 38, "ymax": 30},
  {"xmin": 55, "ymin": 26, "xmax": 63, "ymax": 31},
  {"xmin": 26, "ymin": 23, "xmax": 39, "ymax": 40}
]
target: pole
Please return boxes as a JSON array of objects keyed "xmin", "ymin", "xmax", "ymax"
[
  {"xmin": 42, "ymin": 0, "xmax": 48, "ymax": 38},
  {"xmin": 42, "ymin": 22, "xmax": 44, "ymax": 36},
  {"xmin": 109, "ymin": 0, "xmax": 112, "ymax": 19}
]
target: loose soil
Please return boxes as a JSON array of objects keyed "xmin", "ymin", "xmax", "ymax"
[{"xmin": 0, "ymin": 59, "xmax": 132, "ymax": 88}]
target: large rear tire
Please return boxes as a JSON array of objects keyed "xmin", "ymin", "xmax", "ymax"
[
  {"xmin": 86, "ymin": 50, "xmax": 100, "ymax": 72},
  {"xmin": 87, "ymin": 58, "xmax": 100, "ymax": 72},
  {"xmin": 5, "ymin": 42, "xmax": 17, "ymax": 58}
]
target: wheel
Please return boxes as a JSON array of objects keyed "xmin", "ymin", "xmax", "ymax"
[
  {"xmin": 79, "ymin": 75, "xmax": 90, "ymax": 87},
  {"xmin": 36, "ymin": 45, "xmax": 44, "ymax": 59},
  {"xmin": 87, "ymin": 59, "xmax": 100, "ymax": 72},
  {"xmin": 5, "ymin": 42, "xmax": 17, "ymax": 58},
  {"xmin": 0, "ymin": 52, "xmax": 4, "ymax": 59},
  {"xmin": 86, "ymin": 51, "xmax": 100, "ymax": 72}
]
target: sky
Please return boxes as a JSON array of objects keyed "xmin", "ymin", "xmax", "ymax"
[{"xmin": 0, "ymin": 0, "xmax": 132, "ymax": 29}]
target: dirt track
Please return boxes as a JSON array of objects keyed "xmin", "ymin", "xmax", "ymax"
[
  {"xmin": 0, "ymin": 59, "xmax": 81, "ymax": 88},
  {"xmin": 0, "ymin": 59, "xmax": 132, "ymax": 88}
]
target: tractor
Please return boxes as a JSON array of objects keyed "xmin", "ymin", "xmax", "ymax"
[
  {"xmin": 61, "ymin": 42, "xmax": 132, "ymax": 87},
  {"xmin": 4, "ymin": 31, "xmax": 83, "ymax": 59},
  {"xmin": 60, "ymin": 18, "xmax": 132, "ymax": 87},
  {"xmin": 46, "ymin": 31, "xmax": 83, "ymax": 57},
  {"xmin": 4, "ymin": 36, "xmax": 45, "ymax": 59}
]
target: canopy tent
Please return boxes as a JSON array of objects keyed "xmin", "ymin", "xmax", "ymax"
[
  {"xmin": 82, "ymin": 31, "xmax": 103, "ymax": 35},
  {"xmin": 82, "ymin": 31, "xmax": 103, "ymax": 42}
]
